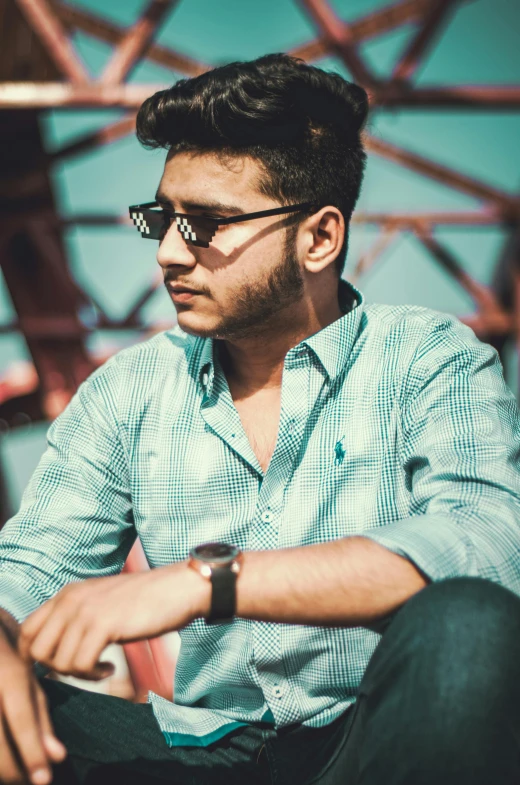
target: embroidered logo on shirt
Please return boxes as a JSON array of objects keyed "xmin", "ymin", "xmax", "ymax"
[{"xmin": 334, "ymin": 436, "xmax": 346, "ymax": 466}]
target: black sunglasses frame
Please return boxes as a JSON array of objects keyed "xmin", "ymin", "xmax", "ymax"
[{"xmin": 128, "ymin": 200, "xmax": 319, "ymax": 247}]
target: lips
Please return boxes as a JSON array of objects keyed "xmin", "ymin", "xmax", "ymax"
[{"xmin": 167, "ymin": 284, "xmax": 201, "ymax": 294}]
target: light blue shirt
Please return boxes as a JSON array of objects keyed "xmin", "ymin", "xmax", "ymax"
[{"xmin": 0, "ymin": 279, "xmax": 519, "ymax": 747}]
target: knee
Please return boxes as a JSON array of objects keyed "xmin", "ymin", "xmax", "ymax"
[
  {"xmin": 391, "ymin": 575, "xmax": 520, "ymax": 662},
  {"xmin": 362, "ymin": 577, "xmax": 520, "ymax": 706},
  {"xmin": 405, "ymin": 576, "xmax": 519, "ymax": 627}
]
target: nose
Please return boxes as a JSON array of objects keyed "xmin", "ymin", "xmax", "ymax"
[{"xmin": 156, "ymin": 220, "xmax": 197, "ymax": 270}]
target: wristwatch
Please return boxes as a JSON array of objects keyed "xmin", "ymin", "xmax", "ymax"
[{"xmin": 187, "ymin": 543, "xmax": 242, "ymax": 624}]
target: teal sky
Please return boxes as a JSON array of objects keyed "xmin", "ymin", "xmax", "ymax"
[{"xmin": 1, "ymin": 0, "xmax": 519, "ymax": 512}]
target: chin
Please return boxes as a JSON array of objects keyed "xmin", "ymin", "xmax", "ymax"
[{"xmin": 175, "ymin": 311, "xmax": 221, "ymax": 339}]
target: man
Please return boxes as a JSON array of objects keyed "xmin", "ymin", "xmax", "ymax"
[{"xmin": 0, "ymin": 53, "xmax": 519, "ymax": 785}]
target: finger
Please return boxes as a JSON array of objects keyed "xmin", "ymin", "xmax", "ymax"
[
  {"xmin": 84, "ymin": 661, "xmax": 115, "ymax": 681},
  {"xmin": 61, "ymin": 630, "xmax": 115, "ymax": 681},
  {"xmin": 48, "ymin": 620, "xmax": 86, "ymax": 675},
  {"xmin": 26, "ymin": 611, "xmax": 69, "ymax": 668},
  {"xmin": 19, "ymin": 602, "xmax": 56, "ymax": 661},
  {"xmin": 0, "ymin": 711, "xmax": 27, "ymax": 785},
  {"xmin": 33, "ymin": 683, "xmax": 67, "ymax": 764},
  {"xmin": 2, "ymin": 677, "xmax": 53, "ymax": 785},
  {"xmin": 61, "ymin": 659, "xmax": 114, "ymax": 682},
  {"xmin": 69, "ymin": 629, "xmax": 112, "ymax": 680}
]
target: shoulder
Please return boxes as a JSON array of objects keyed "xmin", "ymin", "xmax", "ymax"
[
  {"xmin": 77, "ymin": 325, "xmax": 205, "ymax": 415},
  {"xmin": 362, "ymin": 301, "xmax": 489, "ymax": 362},
  {"xmin": 89, "ymin": 325, "xmax": 201, "ymax": 381},
  {"xmin": 357, "ymin": 302, "xmax": 503, "ymax": 400},
  {"xmin": 364, "ymin": 301, "xmax": 471, "ymax": 337}
]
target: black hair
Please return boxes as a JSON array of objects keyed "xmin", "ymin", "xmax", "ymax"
[{"xmin": 136, "ymin": 52, "xmax": 369, "ymax": 275}]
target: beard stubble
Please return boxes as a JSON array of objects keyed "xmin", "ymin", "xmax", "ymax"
[{"xmin": 210, "ymin": 224, "xmax": 305, "ymax": 341}]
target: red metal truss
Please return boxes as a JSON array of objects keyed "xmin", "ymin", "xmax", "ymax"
[
  {"xmin": 100, "ymin": 0, "xmax": 178, "ymax": 84},
  {"xmin": 0, "ymin": 0, "xmax": 519, "ymax": 699},
  {"xmin": 296, "ymin": 0, "xmax": 382, "ymax": 89},
  {"xmin": 389, "ymin": 0, "xmax": 458, "ymax": 83},
  {"xmin": 3, "ymin": 81, "xmax": 520, "ymax": 108},
  {"xmin": 14, "ymin": 0, "xmax": 90, "ymax": 82}
]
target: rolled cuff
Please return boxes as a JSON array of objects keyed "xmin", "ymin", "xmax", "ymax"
[
  {"xmin": 359, "ymin": 513, "xmax": 478, "ymax": 585},
  {"xmin": 0, "ymin": 576, "xmax": 42, "ymax": 624}
]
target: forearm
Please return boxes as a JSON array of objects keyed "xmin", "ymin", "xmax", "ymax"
[{"xmin": 235, "ymin": 536, "xmax": 430, "ymax": 629}]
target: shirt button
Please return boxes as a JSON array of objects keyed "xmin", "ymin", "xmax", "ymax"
[
  {"xmin": 261, "ymin": 511, "xmax": 272, "ymax": 523},
  {"xmin": 272, "ymin": 684, "xmax": 284, "ymax": 698},
  {"xmin": 289, "ymin": 420, "xmax": 296, "ymax": 434}
]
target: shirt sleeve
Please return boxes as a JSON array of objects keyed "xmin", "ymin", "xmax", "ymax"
[
  {"xmin": 360, "ymin": 315, "xmax": 520, "ymax": 598},
  {"xmin": 0, "ymin": 355, "xmax": 136, "ymax": 623}
]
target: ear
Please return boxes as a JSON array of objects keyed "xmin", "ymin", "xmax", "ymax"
[{"xmin": 302, "ymin": 207, "xmax": 344, "ymax": 274}]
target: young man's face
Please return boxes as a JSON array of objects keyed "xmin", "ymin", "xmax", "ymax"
[{"xmin": 156, "ymin": 150, "xmax": 305, "ymax": 340}]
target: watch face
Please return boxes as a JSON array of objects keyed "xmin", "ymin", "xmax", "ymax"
[{"xmin": 192, "ymin": 542, "xmax": 239, "ymax": 563}]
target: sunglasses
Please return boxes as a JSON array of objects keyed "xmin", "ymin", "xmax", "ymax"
[{"xmin": 128, "ymin": 200, "xmax": 318, "ymax": 247}]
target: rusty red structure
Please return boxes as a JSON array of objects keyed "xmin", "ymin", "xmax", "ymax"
[{"xmin": 1, "ymin": 0, "xmax": 519, "ymax": 699}]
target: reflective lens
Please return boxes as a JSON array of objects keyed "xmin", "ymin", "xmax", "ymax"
[{"xmin": 129, "ymin": 208, "xmax": 218, "ymax": 247}]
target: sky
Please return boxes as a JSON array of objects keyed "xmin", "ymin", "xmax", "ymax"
[{"xmin": 1, "ymin": 0, "xmax": 519, "ymax": 512}]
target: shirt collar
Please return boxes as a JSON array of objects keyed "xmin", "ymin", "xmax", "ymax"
[
  {"xmin": 196, "ymin": 336, "xmax": 216, "ymax": 397},
  {"xmin": 301, "ymin": 278, "xmax": 364, "ymax": 380},
  {"xmin": 195, "ymin": 278, "xmax": 365, "ymax": 394}
]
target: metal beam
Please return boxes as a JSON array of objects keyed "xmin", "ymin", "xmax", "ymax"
[
  {"xmin": 296, "ymin": 0, "xmax": 381, "ymax": 89},
  {"xmin": 51, "ymin": 114, "xmax": 137, "ymax": 162},
  {"xmin": 351, "ymin": 209, "xmax": 513, "ymax": 226},
  {"xmin": 365, "ymin": 134, "xmax": 520, "ymax": 218},
  {"xmin": 14, "ymin": 0, "xmax": 90, "ymax": 83},
  {"xmin": 101, "ymin": 0, "xmax": 177, "ymax": 84},
  {"xmin": 350, "ymin": 226, "xmax": 401, "ymax": 283},
  {"xmin": 373, "ymin": 84, "xmax": 520, "ymax": 108},
  {"xmin": 292, "ymin": 0, "xmax": 473, "ymax": 62},
  {"xmin": 0, "ymin": 110, "xmax": 96, "ymax": 419},
  {"xmin": 491, "ymin": 224, "xmax": 520, "ymax": 314},
  {"xmin": 53, "ymin": 0, "xmax": 474, "ymax": 77},
  {"xmin": 0, "ymin": 81, "xmax": 164, "ymax": 107},
  {"xmin": 413, "ymin": 226, "xmax": 511, "ymax": 329},
  {"xmin": 55, "ymin": 0, "xmax": 207, "ymax": 77},
  {"xmin": 459, "ymin": 312, "xmax": 514, "ymax": 337},
  {"xmin": 390, "ymin": 0, "xmax": 459, "ymax": 82},
  {"xmin": 122, "ymin": 270, "xmax": 164, "ymax": 326},
  {"xmin": 0, "ymin": 321, "xmax": 159, "ymax": 335},
  {"xmin": 2, "ymin": 81, "xmax": 519, "ymax": 109}
]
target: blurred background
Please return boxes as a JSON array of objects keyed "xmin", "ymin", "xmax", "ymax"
[{"xmin": 0, "ymin": 0, "xmax": 519, "ymax": 700}]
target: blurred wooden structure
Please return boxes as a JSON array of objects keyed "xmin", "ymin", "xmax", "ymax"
[{"xmin": 0, "ymin": 0, "xmax": 519, "ymax": 698}]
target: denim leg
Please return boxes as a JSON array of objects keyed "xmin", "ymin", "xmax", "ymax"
[
  {"xmin": 37, "ymin": 675, "xmax": 271, "ymax": 785},
  {"xmin": 335, "ymin": 576, "xmax": 520, "ymax": 785}
]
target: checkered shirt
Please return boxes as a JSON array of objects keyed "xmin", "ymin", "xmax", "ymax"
[{"xmin": 0, "ymin": 279, "xmax": 519, "ymax": 748}]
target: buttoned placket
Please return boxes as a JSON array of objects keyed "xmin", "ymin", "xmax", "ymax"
[
  {"xmin": 250, "ymin": 344, "xmax": 330, "ymax": 726},
  {"xmin": 197, "ymin": 345, "xmax": 331, "ymax": 727}
]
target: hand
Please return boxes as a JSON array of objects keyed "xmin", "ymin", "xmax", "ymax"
[
  {"xmin": 17, "ymin": 562, "xmax": 210, "ymax": 681},
  {"xmin": 0, "ymin": 632, "xmax": 67, "ymax": 785}
]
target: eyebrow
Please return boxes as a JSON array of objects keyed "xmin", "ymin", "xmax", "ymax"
[{"xmin": 154, "ymin": 192, "xmax": 246, "ymax": 216}]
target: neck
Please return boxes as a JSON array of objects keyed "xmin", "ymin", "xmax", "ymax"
[{"xmin": 219, "ymin": 282, "xmax": 345, "ymax": 394}]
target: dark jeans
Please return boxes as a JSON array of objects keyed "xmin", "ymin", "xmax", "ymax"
[{"xmin": 41, "ymin": 576, "xmax": 520, "ymax": 785}]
